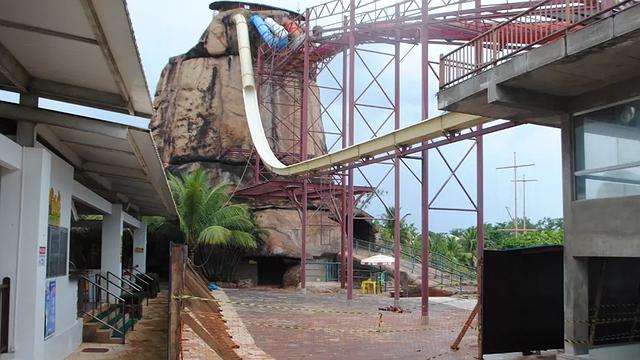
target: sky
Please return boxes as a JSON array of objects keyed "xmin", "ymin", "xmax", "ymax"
[
  {"xmin": 6, "ymin": 0, "xmax": 564, "ymax": 233},
  {"xmin": 129, "ymin": 0, "xmax": 564, "ymax": 232}
]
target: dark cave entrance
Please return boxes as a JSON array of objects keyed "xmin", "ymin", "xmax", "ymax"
[{"xmin": 256, "ymin": 256, "xmax": 299, "ymax": 286}]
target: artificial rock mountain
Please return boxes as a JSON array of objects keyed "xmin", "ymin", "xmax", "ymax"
[{"xmin": 150, "ymin": 8, "xmax": 341, "ymax": 261}]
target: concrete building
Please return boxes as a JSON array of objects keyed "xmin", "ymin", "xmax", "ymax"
[
  {"xmin": 0, "ymin": 1, "xmax": 176, "ymax": 359},
  {"xmin": 438, "ymin": 4, "xmax": 640, "ymax": 359}
]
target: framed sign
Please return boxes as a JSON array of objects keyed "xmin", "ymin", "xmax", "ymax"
[{"xmin": 44, "ymin": 280, "xmax": 56, "ymax": 338}]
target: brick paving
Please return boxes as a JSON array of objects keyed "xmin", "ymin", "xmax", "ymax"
[{"xmin": 224, "ymin": 288, "xmax": 480, "ymax": 360}]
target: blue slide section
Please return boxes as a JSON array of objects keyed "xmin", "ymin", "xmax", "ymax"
[{"xmin": 250, "ymin": 15, "xmax": 288, "ymax": 49}]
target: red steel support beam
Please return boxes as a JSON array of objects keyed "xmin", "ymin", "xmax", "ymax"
[
  {"xmin": 393, "ymin": 4, "xmax": 402, "ymax": 307},
  {"xmin": 475, "ymin": 0, "xmax": 484, "ymax": 357},
  {"xmin": 300, "ymin": 9, "xmax": 311, "ymax": 289},
  {"xmin": 476, "ymin": 123, "xmax": 485, "ymax": 358},
  {"xmin": 340, "ymin": 47, "xmax": 348, "ymax": 289},
  {"xmin": 347, "ymin": 0, "xmax": 356, "ymax": 301},
  {"xmin": 420, "ymin": 0, "xmax": 430, "ymax": 322}
]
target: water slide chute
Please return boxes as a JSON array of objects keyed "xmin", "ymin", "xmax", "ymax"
[
  {"xmin": 250, "ymin": 15, "xmax": 288, "ymax": 49},
  {"xmin": 264, "ymin": 17, "xmax": 288, "ymax": 44},
  {"xmin": 231, "ymin": 14, "xmax": 490, "ymax": 177}
]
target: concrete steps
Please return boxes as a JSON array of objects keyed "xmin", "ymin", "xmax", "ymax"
[{"xmin": 82, "ymin": 305, "xmax": 137, "ymax": 343}]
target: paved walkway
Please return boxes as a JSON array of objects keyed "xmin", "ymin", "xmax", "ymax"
[
  {"xmin": 67, "ymin": 290, "xmax": 168, "ymax": 360},
  {"xmin": 180, "ymin": 289, "xmax": 273, "ymax": 360},
  {"xmin": 224, "ymin": 288, "xmax": 479, "ymax": 360}
]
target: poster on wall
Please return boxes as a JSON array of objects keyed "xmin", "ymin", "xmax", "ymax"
[
  {"xmin": 44, "ymin": 280, "xmax": 56, "ymax": 338},
  {"xmin": 48, "ymin": 188, "xmax": 61, "ymax": 226}
]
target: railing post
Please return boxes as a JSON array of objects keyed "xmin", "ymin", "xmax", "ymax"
[{"xmin": 439, "ymin": 54, "xmax": 445, "ymax": 87}]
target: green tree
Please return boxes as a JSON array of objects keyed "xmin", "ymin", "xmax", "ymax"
[
  {"xmin": 497, "ymin": 230, "xmax": 563, "ymax": 250},
  {"xmin": 168, "ymin": 169, "xmax": 258, "ymax": 258},
  {"xmin": 375, "ymin": 207, "xmax": 420, "ymax": 248}
]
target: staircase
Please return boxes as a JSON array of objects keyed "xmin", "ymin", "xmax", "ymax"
[
  {"xmin": 81, "ymin": 304, "xmax": 137, "ymax": 343},
  {"xmin": 353, "ymin": 239, "xmax": 477, "ymax": 293},
  {"xmin": 77, "ymin": 270, "xmax": 157, "ymax": 344}
]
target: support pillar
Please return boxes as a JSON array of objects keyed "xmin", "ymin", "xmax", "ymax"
[
  {"xmin": 346, "ymin": 0, "xmax": 356, "ymax": 300},
  {"xmin": 340, "ymin": 46, "xmax": 348, "ymax": 290},
  {"xmin": 393, "ymin": 13, "xmax": 401, "ymax": 306},
  {"xmin": 476, "ymin": 124, "xmax": 485, "ymax": 358},
  {"xmin": 563, "ymin": 256, "xmax": 589, "ymax": 356},
  {"xmin": 420, "ymin": 0, "xmax": 430, "ymax": 323},
  {"xmin": 14, "ymin": 148, "xmax": 51, "ymax": 360},
  {"xmin": 133, "ymin": 223, "xmax": 147, "ymax": 273},
  {"xmin": 299, "ymin": 8, "xmax": 311, "ymax": 290},
  {"xmin": 101, "ymin": 204, "xmax": 123, "ymax": 300}
]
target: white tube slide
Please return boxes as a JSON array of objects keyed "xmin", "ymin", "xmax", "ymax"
[
  {"xmin": 264, "ymin": 17, "xmax": 288, "ymax": 42},
  {"xmin": 231, "ymin": 13, "xmax": 490, "ymax": 177}
]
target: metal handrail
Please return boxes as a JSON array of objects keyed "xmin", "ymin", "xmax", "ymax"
[
  {"xmin": 80, "ymin": 276, "xmax": 127, "ymax": 344},
  {"xmin": 128, "ymin": 266, "xmax": 153, "ymax": 284},
  {"xmin": 440, "ymin": 0, "xmax": 640, "ymax": 87},
  {"xmin": 95, "ymin": 274, "xmax": 136, "ymax": 299},
  {"xmin": 353, "ymin": 238, "xmax": 476, "ymax": 280},
  {"xmin": 78, "ymin": 310, "xmax": 124, "ymax": 338},
  {"xmin": 354, "ymin": 239, "xmax": 475, "ymax": 277},
  {"xmin": 106, "ymin": 271, "xmax": 143, "ymax": 292},
  {"xmin": 107, "ymin": 271, "xmax": 148, "ymax": 306},
  {"xmin": 95, "ymin": 274, "xmax": 137, "ymax": 327}
]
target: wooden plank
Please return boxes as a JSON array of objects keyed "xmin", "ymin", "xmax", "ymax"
[
  {"xmin": 181, "ymin": 311, "xmax": 242, "ymax": 360},
  {"xmin": 451, "ymin": 303, "xmax": 479, "ymax": 351},
  {"xmin": 168, "ymin": 243, "xmax": 187, "ymax": 360}
]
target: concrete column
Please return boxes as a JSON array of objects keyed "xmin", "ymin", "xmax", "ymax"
[
  {"xmin": 14, "ymin": 148, "xmax": 51, "ymax": 360},
  {"xmin": 101, "ymin": 204, "xmax": 123, "ymax": 300},
  {"xmin": 564, "ymin": 256, "xmax": 589, "ymax": 356},
  {"xmin": 16, "ymin": 121, "xmax": 36, "ymax": 148},
  {"xmin": 560, "ymin": 116, "xmax": 589, "ymax": 357},
  {"xmin": 132, "ymin": 223, "xmax": 147, "ymax": 273}
]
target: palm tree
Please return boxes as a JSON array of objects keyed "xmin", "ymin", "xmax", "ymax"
[
  {"xmin": 457, "ymin": 227, "xmax": 477, "ymax": 266},
  {"xmin": 168, "ymin": 169, "xmax": 258, "ymax": 258}
]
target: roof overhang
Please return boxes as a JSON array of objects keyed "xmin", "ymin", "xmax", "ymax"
[
  {"xmin": 1, "ymin": 101, "xmax": 176, "ymax": 218},
  {"xmin": 0, "ymin": 0, "xmax": 152, "ymax": 117}
]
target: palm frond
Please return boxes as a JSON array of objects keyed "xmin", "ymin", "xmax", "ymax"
[
  {"xmin": 199, "ymin": 225, "xmax": 232, "ymax": 246},
  {"xmin": 229, "ymin": 230, "xmax": 258, "ymax": 249}
]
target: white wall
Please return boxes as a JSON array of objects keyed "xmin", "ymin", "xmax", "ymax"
[
  {"xmin": 0, "ymin": 134, "xmax": 23, "ymax": 356},
  {"xmin": 0, "ymin": 140, "xmax": 83, "ymax": 360},
  {"xmin": 13, "ymin": 148, "xmax": 51, "ymax": 360},
  {"xmin": 40, "ymin": 147, "xmax": 82, "ymax": 360}
]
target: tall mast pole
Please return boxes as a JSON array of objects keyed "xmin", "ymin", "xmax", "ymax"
[{"xmin": 497, "ymin": 153, "xmax": 534, "ymax": 238}]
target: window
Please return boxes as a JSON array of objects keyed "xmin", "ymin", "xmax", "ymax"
[
  {"xmin": 46, "ymin": 225, "xmax": 68, "ymax": 278},
  {"xmin": 574, "ymin": 100, "xmax": 640, "ymax": 200}
]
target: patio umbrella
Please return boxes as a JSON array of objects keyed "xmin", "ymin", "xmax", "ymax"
[
  {"xmin": 361, "ymin": 254, "xmax": 394, "ymax": 292},
  {"xmin": 361, "ymin": 254, "xmax": 394, "ymax": 266}
]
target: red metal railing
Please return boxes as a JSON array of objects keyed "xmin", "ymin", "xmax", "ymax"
[
  {"xmin": 439, "ymin": 0, "xmax": 640, "ymax": 88},
  {"xmin": 1, "ymin": 277, "xmax": 9, "ymax": 354}
]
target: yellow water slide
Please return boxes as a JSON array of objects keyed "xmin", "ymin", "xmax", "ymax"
[{"xmin": 232, "ymin": 14, "xmax": 490, "ymax": 177}]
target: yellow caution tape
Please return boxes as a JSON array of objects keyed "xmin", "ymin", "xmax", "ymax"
[
  {"xmin": 243, "ymin": 320, "xmax": 430, "ymax": 334},
  {"xmin": 174, "ymin": 294, "xmax": 379, "ymax": 315}
]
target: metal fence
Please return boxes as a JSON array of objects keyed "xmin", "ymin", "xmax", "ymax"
[
  {"xmin": 353, "ymin": 239, "xmax": 477, "ymax": 282},
  {"xmin": 440, "ymin": 0, "xmax": 640, "ymax": 88}
]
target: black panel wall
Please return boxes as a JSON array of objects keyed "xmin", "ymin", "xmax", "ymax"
[{"xmin": 483, "ymin": 245, "xmax": 564, "ymax": 354}]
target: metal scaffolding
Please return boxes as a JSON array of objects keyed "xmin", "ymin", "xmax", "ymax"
[{"xmin": 232, "ymin": 0, "xmax": 546, "ymax": 355}]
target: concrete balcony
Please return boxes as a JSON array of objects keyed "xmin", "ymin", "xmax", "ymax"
[{"xmin": 437, "ymin": 4, "xmax": 640, "ymax": 127}]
